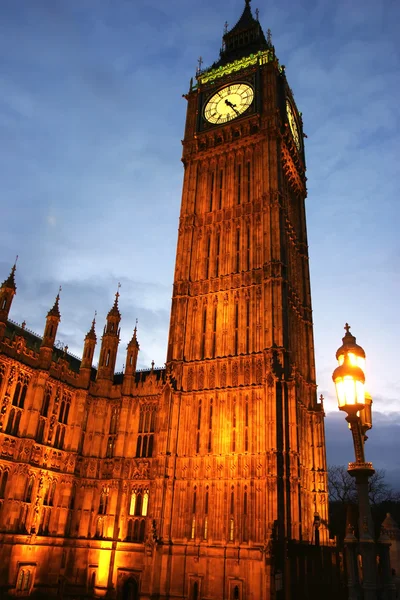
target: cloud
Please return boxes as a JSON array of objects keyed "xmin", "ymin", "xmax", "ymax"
[{"xmin": 325, "ymin": 411, "xmax": 400, "ymax": 490}]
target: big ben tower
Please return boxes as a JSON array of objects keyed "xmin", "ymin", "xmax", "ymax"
[{"xmin": 160, "ymin": 1, "xmax": 329, "ymax": 598}]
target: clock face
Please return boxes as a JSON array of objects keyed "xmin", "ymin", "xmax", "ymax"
[
  {"xmin": 286, "ymin": 100, "xmax": 301, "ymax": 150},
  {"xmin": 204, "ymin": 83, "xmax": 254, "ymax": 125}
]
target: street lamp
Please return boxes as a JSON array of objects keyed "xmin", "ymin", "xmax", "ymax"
[{"xmin": 332, "ymin": 324, "xmax": 377, "ymax": 600}]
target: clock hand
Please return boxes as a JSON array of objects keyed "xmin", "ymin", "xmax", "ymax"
[{"xmin": 225, "ymin": 99, "xmax": 237, "ymax": 108}]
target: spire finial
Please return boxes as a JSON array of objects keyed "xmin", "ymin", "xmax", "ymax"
[
  {"xmin": 255, "ymin": 7, "xmax": 259, "ymax": 20},
  {"xmin": 267, "ymin": 28, "xmax": 272, "ymax": 46},
  {"xmin": 47, "ymin": 287, "xmax": 61, "ymax": 318},
  {"xmin": 196, "ymin": 56, "xmax": 203, "ymax": 75},
  {"xmin": 151, "ymin": 360, "xmax": 155, "ymax": 370},
  {"xmin": 344, "ymin": 323, "xmax": 351, "ymax": 334},
  {"xmin": 134, "ymin": 318, "xmax": 138, "ymax": 336},
  {"xmin": 115, "ymin": 282, "xmax": 121, "ymax": 305},
  {"xmin": 245, "ymin": 0, "xmax": 251, "ymax": 6},
  {"xmin": 224, "ymin": 21, "xmax": 229, "ymax": 35},
  {"xmin": 1, "ymin": 257, "xmax": 18, "ymax": 291}
]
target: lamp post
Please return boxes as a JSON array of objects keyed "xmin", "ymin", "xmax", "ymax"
[{"xmin": 332, "ymin": 324, "xmax": 377, "ymax": 600}]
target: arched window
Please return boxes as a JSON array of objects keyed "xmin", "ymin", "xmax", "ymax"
[
  {"xmin": 16, "ymin": 570, "xmax": 25, "ymax": 591},
  {"xmin": 110, "ymin": 408, "xmax": 118, "ymax": 434},
  {"xmin": 134, "ymin": 493, "xmax": 142, "ymax": 517},
  {"xmin": 36, "ymin": 418, "xmax": 45, "ymax": 443},
  {"xmin": 22, "ymin": 570, "xmax": 31, "ymax": 592},
  {"xmin": 142, "ymin": 491, "xmax": 149, "ymax": 516},
  {"xmin": 12, "ymin": 382, "xmax": 21, "ymax": 406},
  {"xmin": 0, "ymin": 470, "xmax": 8, "ymax": 499},
  {"xmin": 126, "ymin": 519, "xmax": 134, "ymax": 541},
  {"xmin": 41, "ymin": 390, "xmax": 51, "ymax": 417},
  {"xmin": 69, "ymin": 485, "xmax": 76, "ymax": 510},
  {"xmin": 95, "ymin": 517, "xmax": 103, "ymax": 538},
  {"xmin": 24, "ymin": 476, "xmax": 34, "ymax": 502},
  {"xmin": 59, "ymin": 401, "xmax": 66, "ymax": 423},
  {"xmin": 133, "ymin": 520, "xmax": 139, "ymax": 541},
  {"xmin": 99, "ymin": 492, "xmax": 107, "ymax": 515},
  {"xmin": 105, "ymin": 350, "xmax": 110, "ymax": 367},
  {"xmin": 193, "ymin": 581, "xmax": 199, "ymax": 600},
  {"xmin": 19, "ymin": 383, "xmax": 27, "ymax": 409},
  {"xmin": 139, "ymin": 519, "xmax": 145, "ymax": 541},
  {"xmin": 49, "ymin": 480, "xmax": 56, "ymax": 506},
  {"xmin": 106, "ymin": 436, "xmax": 114, "ymax": 458},
  {"xmin": 5, "ymin": 408, "xmax": 15, "ymax": 434},
  {"xmin": 13, "ymin": 410, "xmax": 21, "ymax": 436},
  {"xmin": 129, "ymin": 491, "xmax": 136, "ymax": 516}
]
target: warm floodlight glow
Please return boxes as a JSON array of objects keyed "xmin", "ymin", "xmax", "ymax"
[
  {"xmin": 337, "ymin": 352, "xmax": 366, "ymax": 373},
  {"xmin": 332, "ymin": 354, "xmax": 365, "ymax": 413}
]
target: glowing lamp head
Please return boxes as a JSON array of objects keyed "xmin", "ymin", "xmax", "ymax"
[
  {"xmin": 332, "ymin": 353, "xmax": 365, "ymax": 413},
  {"xmin": 335, "ymin": 323, "xmax": 366, "ymax": 373}
]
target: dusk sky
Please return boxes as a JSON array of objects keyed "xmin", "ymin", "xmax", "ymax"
[{"xmin": 0, "ymin": 0, "xmax": 399, "ymax": 485}]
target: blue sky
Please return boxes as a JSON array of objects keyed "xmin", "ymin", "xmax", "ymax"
[{"xmin": 0, "ymin": 0, "xmax": 399, "ymax": 485}]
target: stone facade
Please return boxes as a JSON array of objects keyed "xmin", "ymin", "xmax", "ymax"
[{"xmin": 0, "ymin": 3, "xmax": 329, "ymax": 599}]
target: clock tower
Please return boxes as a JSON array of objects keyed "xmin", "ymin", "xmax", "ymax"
[{"xmin": 158, "ymin": 1, "xmax": 328, "ymax": 598}]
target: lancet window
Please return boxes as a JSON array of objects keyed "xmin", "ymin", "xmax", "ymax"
[
  {"xmin": 12, "ymin": 373, "xmax": 30, "ymax": 408},
  {"xmin": 58, "ymin": 391, "xmax": 71, "ymax": 425},
  {"xmin": 135, "ymin": 405, "xmax": 156, "ymax": 458},
  {"xmin": 16, "ymin": 569, "xmax": 32, "ymax": 593},
  {"xmin": 195, "ymin": 400, "xmax": 201, "ymax": 454},
  {"xmin": 5, "ymin": 407, "xmax": 21, "ymax": 436},
  {"xmin": 24, "ymin": 475, "xmax": 35, "ymax": 503},
  {"xmin": 43, "ymin": 480, "xmax": 56, "ymax": 507},
  {"xmin": 126, "ymin": 488, "xmax": 149, "ymax": 542},
  {"xmin": 38, "ymin": 507, "xmax": 51, "ymax": 535},
  {"xmin": 190, "ymin": 486, "xmax": 197, "ymax": 539},
  {"xmin": 0, "ymin": 469, "xmax": 8, "ymax": 499}
]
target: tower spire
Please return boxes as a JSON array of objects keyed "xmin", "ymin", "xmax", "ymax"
[
  {"xmin": 214, "ymin": 0, "xmax": 268, "ymax": 68},
  {"xmin": 80, "ymin": 311, "xmax": 97, "ymax": 385},
  {"xmin": 0, "ymin": 258, "xmax": 18, "ymax": 341},
  {"xmin": 97, "ymin": 285, "xmax": 122, "ymax": 382},
  {"xmin": 39, "ymin": 287, "xmax": 62, "ymax": 368},
  {"xmin": 1, "ymin": 256, "xmax": 18, "ymax": 292},
  {"xmin": 47, "ymin": 286, "xmax": 61, "ymax": 318}
]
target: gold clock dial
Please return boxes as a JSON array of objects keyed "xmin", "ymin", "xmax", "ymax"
[
  {"xmin": 204, "ymin": 83, "xmax": 254, "ymax": 125},
  {"xmin": 286, "ymin": 100, "xmax": 301, "ymax": 150}
]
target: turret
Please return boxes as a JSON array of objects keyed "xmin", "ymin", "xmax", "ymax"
[
  {"xmin": 122, "ymin": 322, "xmax": 140, "ymax": 395},
  {"xmin": 39, "ymin": 288, "xmax": 61, "ymax": 369},
  {"xmin": 80, "ymin": 313, "xmax": 97, "ymax": 387},
  {"xmin": 0, "ymin": 260, "xmax": 17, "ymax": 341},
  {"xmin": 97, "ymin": 286, "xmax": 121, "ymax": 382}
]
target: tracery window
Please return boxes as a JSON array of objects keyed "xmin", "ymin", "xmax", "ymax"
[
  {"xmin": 5, "ymin": 407, "xmax": 21, "ymax": 436},
  {"xmin": 53, "ymin": 424, "xmax": 65, "ymax": 449},
  {"xmin": 12, "ymin": 373, "xmax": 30, "ymax": 409},
  {"xmin": 43, "ymin": 480, "xmax": 56, "ymax": 506},
  {"xmin": 135, "ymin": 405, "xmax": 156, "ymax": 458},
  {"xmin": 126, "ymin": 518, "xmax": 146, "ymax": 542},
  {"xmin": 24, "ymin": 475, "xmax": 35, "ymax": 503},
  {"xmin": 128, "ymin": 489, "xmax": 148, "ymax": 517},
  {"xmin": 16, "ymin": 568, "xmax": 32, "ymax": 593},
  {"xmin": 38, "ymin": 507, "xmax": 51, "ymax": 535},
  {"xmin": 58, "ymin": 392, "xmax": 71, "ymax": 425}
]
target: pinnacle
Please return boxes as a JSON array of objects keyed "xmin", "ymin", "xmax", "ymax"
[
  {"xmin": 107, "ymin": 283, "xmax": 121, "ymax": 319},
  {"xmin": 47, "ymin": 286, "xmax": 61, "ymax": 319},
  {"xmin": 1, "ymin": 258, "xmax": 18, "ymax": 292},
  {"xmin": 86, "ymin": 311, "xmax": 97, "ymax": 340},
  {"xmin": 128, "ymin": 320, "xmax": 139, "ymax": 348}
]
